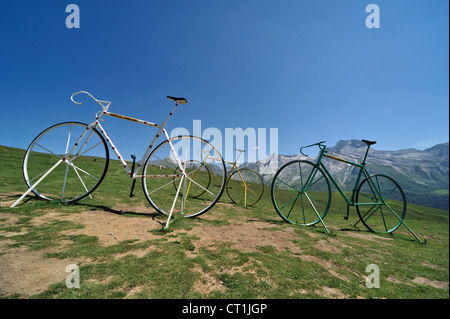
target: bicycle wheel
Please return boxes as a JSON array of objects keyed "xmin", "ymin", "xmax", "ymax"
[
  {"xmin": 172, "ymin": 160, "xmax": 212, "ymax": 198},
  {"xmin": 142, "ymin": 135, "xmax": 226, "ymax": 218},
  {"xmin": 356, "ymin": 174, "xmax": 406, "ymax": 233},
  {"xmin": 23, "ymin": 122, "xmax": 109, "ymax": 202},
  {"xmin": 271, "ymin": 160, "xmax": 331, "ymax": 225},
  {"xmin": 227, "ymin": 168, "xmax": 264, "ymax": 206}
]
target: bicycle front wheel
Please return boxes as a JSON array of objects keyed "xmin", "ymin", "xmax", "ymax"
[
  {"xmin": 356, "ymin": 174, "xmax": 406, "ymax": 233},
  {"xmin": 271, "ymin": 160, "xmax": 331, "ymax": 225},
  {"xmin": 23, "ymin": 122, "xmax": 109, "ymax": 202},
  {"xmin": 227, "ymin": 168, "xmax": 264, "ymax": 206},
  {"xmin": 142, "ymin": 135, "xmax": 226, "ymax": 218}
]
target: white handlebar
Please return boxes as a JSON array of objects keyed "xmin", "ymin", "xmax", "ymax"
[{"xmin": 70, "ymin": 91, "xmax": 111, "ymax": 108}]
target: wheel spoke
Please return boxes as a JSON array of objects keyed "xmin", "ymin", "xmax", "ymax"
[
  {"xmin": 35, "ymin": 143, "xmax": 63, "ymax": 160},
  {"xmin": 71, "ymin": 140, "xmax": 103, "ymax": 160},
  {"xmin": 275, "ymin": 177, "xmax": 301, "ymax": 192},
  {"xmin": 148, "ymin": 175, "xmax": 182, "ymax": 195},
  {"xmin": 28, "ymin": 165, "xmax": 55, "ymax": 184},
  {"xmin": 66, "ymin": 162, "xmax": 101, "ymax": 181},
  {"xmin": 61, "ymin": 163, "xmax": 70, "ymax": 200},
  {"xmin": 304, "ymin": 192, "xmax": 330, "ymax": 233},
  {"xmin": 286, "ymin": 194, "xmax": 300, "ymax": 219},
  {"xmin": 279, "ymin": 192, "xmax": 301, "ymax": 211},
  {"xmin": 71, "ymin": 164, "xmax": 93, "ymax": 199},
  {"xmin": 65, "ymin": 124, "xmax": 73, "ymax": 155}
]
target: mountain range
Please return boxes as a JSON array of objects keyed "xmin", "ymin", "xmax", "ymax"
[{"xmin": 241, "ymin": 140, "xmax": 449, "ymax": 210}]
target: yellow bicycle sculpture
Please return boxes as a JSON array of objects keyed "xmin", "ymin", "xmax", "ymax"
[{"xmin": 174, "ymin": 149, "xmax": 264, "ymax": 207}]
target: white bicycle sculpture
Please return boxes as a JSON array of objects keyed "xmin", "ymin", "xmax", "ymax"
[{"xmin": 11, "ymin": 91, "xmax": 227, "ymax": 229}]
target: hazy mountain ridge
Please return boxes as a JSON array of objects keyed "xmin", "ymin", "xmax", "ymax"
[{"xmin": 241, "ymin": 140, "xmax": 449, "ymax": 210}]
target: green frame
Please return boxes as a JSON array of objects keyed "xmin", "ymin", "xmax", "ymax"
[{"xmin": 311, "ymin": 142, "xmax": 371, "ymax": 207}]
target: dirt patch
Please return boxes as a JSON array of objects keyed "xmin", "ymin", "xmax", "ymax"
[
  {"xmin": 412, "ymin": 277, "xmax": 448, "ymax": 289},
  {"xmin": 191, "ymin": 265, "xmax": 226, "ymax": 295},
  {"xmin": 43, "ymin": 210, "xmax": 163, "ymax": 246},
  {"xmin": 0, "ymin": 212, "xmax": 28, "ymax": 237},
  {"xmin": 0, "ymin": 205, "xmax": 166, "ymax": 297},
  {"xmin": 299, "ymin": 255, "xmax": 349, "ymax": 282},
  {"xmin": 421, "ymin": 262, "xmax": 445, "ymax": 271},
  {"xmin": 0, "ymin": 193, "xmax": 25, "ymax": 208},
  {"xmin": 0, "ymin": 212, "xmax": 21, "ymax": 226},
  {"xmin": 342, "ymin": 232, "xmax": 394, "ymax": 245},
  {"xmin": 314, "ymin": 239, "xmax": 342, "ymax": 254},
  {"xmin": 188, "ymin": 220, "xmax": 302, "ymax": 254},
  {"xmin": 0, "ymin": 246, "xmax": 73, "ymax": 296},
  {"xmin": 316, "ymin": 286, "xmax": 350, "ymax": 299},
  {"xmin": 386, "ymin": 276, "xmax": 412, "ymax": 286}
]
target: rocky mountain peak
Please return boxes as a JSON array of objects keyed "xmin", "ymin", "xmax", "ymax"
[{"xmin": 332, "ymin": 139, "xmax": 368, "ymax": 151}]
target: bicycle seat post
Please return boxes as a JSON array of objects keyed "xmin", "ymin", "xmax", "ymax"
[
  {"xmin": 361, "ymin": 140, "xmax": 376, "ymax": 165},
  {"xmin": 235, "ymin": 149, "xmax": 245, "ymax": 164}
]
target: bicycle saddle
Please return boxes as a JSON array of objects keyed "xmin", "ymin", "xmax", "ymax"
[
  {"xmin": 167, "ymin": 96, "xmax": 187, "ymax": 104},
  {"xmin": 362, "ymin": 139, "xmax": 376, "ymax": 146}
]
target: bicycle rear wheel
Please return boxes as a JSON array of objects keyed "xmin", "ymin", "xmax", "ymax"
[
  {"xmin": 271, "ymin": 160, "xmax": 331, "ymax": 225},
  {"xmin": 227, "ymin": 168, "xmax": 264, "ymax": 206},
  {"xmin": 142, "ymin": 135, "xmax": 226, "ymax": 218},
  {"xmin": 356, "ymin": 174, "xmax": 406, "ymax": 233},
  {"xmin": 23, "ymin": 122, "xmax": 109, "ymax": 202}
]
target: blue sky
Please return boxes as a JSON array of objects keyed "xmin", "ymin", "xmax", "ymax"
[{"xmin": 0, "ymin": 0, "xmax": 448, "ymax": 163}]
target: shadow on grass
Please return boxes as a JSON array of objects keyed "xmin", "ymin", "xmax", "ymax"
[{"xmin": 71, "ymin": 201, "xmax": 161, "ymax": 219}]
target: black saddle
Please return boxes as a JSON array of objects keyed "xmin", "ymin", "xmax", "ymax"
[
  {"xmin": 362, "ymin": 139, "xmax": 376, "ymax": 146},
  {"xmin": 167, "ymin": 96, "xmax": 187, "ymax": 104}
]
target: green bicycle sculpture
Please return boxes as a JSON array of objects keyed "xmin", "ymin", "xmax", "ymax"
[{"xmin": 271, "ymin": 140, "xmax": 425, "ymax": 243}]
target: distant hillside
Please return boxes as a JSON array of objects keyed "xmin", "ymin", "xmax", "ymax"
[{"xmin": 242, "ymin": 140, "xmax": 449, "ymax": 210}]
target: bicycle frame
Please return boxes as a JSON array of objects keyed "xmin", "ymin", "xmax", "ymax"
[
  {"xmin": 78, "ymin": 92, "xmax": 186, "ymax": 179},
  {"xmin": 314, "ymin": 145, "xmax": 372, "ymax": 207},
  {"xmin": 202, "ymin": 149, "xmax": 245, "ymax": 184}
]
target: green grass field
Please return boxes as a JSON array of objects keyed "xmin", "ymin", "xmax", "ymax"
[{"xmin": 0, "ymin": 145, "xmax": 448, "ymax": 299}]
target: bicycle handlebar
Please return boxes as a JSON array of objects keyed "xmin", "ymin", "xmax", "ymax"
[
  {"xmin": 300, "ymin": 141, "xmax": 326, "ymax": 157},
  {"xmin": 70, "ymin": 91, "xmax": 111, "ymax": 108}
]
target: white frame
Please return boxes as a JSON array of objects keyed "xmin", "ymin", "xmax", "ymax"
[{"xmin": 71, "ymin": 91, "xmax": 185, "ymax": 179}]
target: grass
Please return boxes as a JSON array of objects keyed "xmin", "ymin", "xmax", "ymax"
[{"xmin": 0, "ymin": 145, "xmax": 448, "ymax": 299}]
